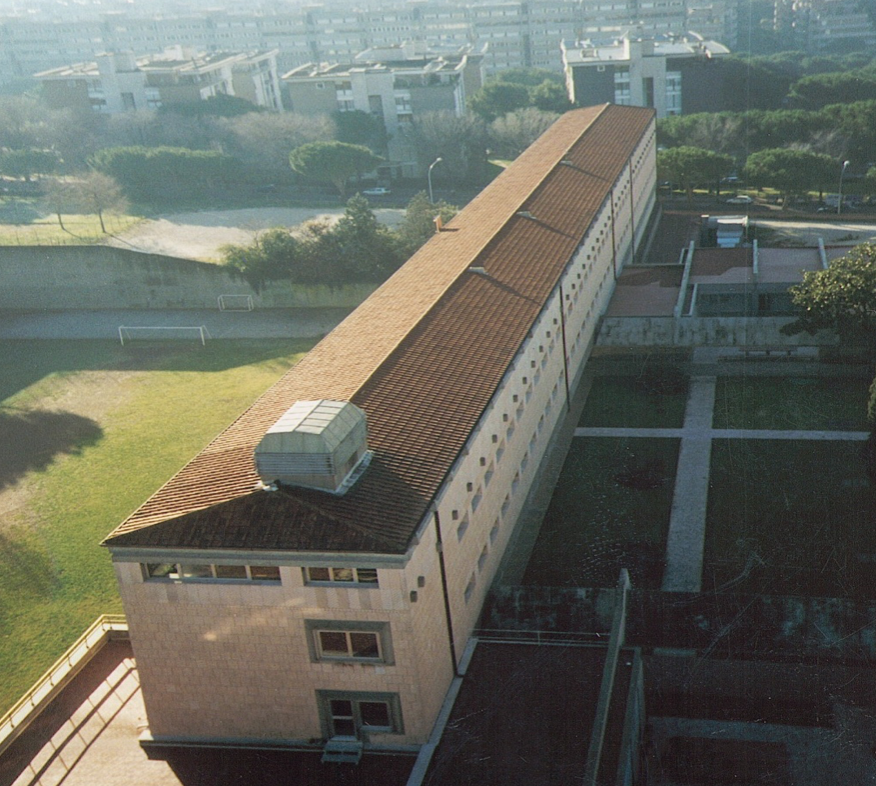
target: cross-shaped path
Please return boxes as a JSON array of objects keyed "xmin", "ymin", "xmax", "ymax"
[{"xmin": 575, "ymin": 376, "xmax": 870, "ymax": 593}]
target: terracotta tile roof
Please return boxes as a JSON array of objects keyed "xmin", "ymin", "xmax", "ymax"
[{"xmin": 104, "ymin": 104, "xmax": 655, "ymax": 555}]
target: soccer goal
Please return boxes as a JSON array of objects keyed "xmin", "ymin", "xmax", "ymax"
[
  {"xmin": 218, "ymin": 294, "xmax": 254, "ymax": 312},
  {"xmin": 118, "ymin": 325, "xmax": 211, "ymax": 346}
]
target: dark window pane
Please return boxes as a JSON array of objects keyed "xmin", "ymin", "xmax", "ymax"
[
  {"xmin": 330, "ymin": 699, "xmax": 353, "ymax": 717},
  {"xmin": 356, "ymin": 568, "xmax": 378, "ymax": 584},
  {"xmin": 180, "ymin": 564, "xmax": 212, "ymax": 578},
  {"xmin": 214, "ymin": 565, "xmax": 247, "ymax": 579},
  {"xmin": 333, "ymin": 718, "xmax": 356, "ymax": 736},
  {"xmin": 250, "ymin": 565, "xmax": 281, "ymax": 581},
  {"xmin": 319, "ymin": 631, "xmax": 349, "ymax": 656},
  {"xmin": 307, "ymin": 567, "xmax": 331, "ymax": 582},
  {"xmin": 360, "ymin": 701, "xmax": 391, "ymax": 728},
  {"xmin": 350, "ymin": 632, "xmax": 380, "ymax": 659}
]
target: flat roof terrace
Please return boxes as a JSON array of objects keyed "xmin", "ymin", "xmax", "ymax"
[
  {"xmin": 607, "ymin": 244, "xmax": 841, "ymax": 318},
  {"xmin": 421, "ymin": 642, "xmax": 634, "ymax": 786}
]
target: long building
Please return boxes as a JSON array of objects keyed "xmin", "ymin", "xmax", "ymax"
[{"xmin": 101, "ymin": 103, "xmax": 657, "ymax": 752}]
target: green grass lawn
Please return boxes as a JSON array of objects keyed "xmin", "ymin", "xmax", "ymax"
[
  {"xmin": 580, "ymin": 373, "xmax": 689, "ymax": 429},
  {"xmin": 712, "ymin": 377, "xmax": 870, "ymax": 430},
  {"xmin": 523, "ymin": 437, "xmax": 679, "ymax": 589},
  {"xmin": 704, "ymin": 439, "xmax": 876, "ymax": 599},
  {"xmin": 0, "ymin": 338, "xmax": 314, "ymax": 713}
]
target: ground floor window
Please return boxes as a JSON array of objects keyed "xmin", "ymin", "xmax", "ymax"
[{"xmin": 317, "ymin": 690, "xmax": 403, "ymax": 738}]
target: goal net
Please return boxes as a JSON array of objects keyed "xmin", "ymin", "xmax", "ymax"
[
  {"xmin": 118, "ymin": 325, "xmax": 211, "ymax": 346},
  {"xmin": 218, "ymin": 294, "xmax": 254, "ymax": 312}
]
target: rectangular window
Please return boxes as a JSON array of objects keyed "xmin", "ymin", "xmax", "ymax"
[
  {"xmin": 144, "ymin": 563, "xmax": 280, "ymax": 583},
  {"xmin": 306, "ymin": 620, "xmax": 393, "ymax": 664},
  {"xmin": 303, "ymin": 567, "xmax": 379, "ymax": 586},
  {"xmin": 317, "ymin": 690, "xmax": 404, "ymax": 737}
]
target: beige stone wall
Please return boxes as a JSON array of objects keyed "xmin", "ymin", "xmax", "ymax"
[{"xmin": 115, "ymin": 559, "xmax": 441, "ymax": 745}]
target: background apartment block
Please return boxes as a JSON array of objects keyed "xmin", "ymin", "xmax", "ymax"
[
  {"xmin": 0, "ymin": 0, "xmax": 744, "ymax": 87},
  {"xmin": 563, "ymin": 34, "xmax": 730, "ymax": 117},
  {"xmin": 282, "ymin": 44, "xmax": 483, "ymax": 177},
  {"xmin": 35, "ymin": 46, "xmax": 283, "ymax": 113},
  {"xmin": 101, "ymin": 104, "xmax": 657, "ymax": 753}
]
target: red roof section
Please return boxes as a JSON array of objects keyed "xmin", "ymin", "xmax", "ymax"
[{"xmin": 104, "ymin": 104, "xmax": 655, "ymax": 554}]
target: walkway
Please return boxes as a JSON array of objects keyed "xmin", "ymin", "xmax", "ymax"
[
  {"xmin": 0, "ymin": 308, "xmax": 351, "ymax": 341},
  {"xmin": 574, "ymin": 377, "xmax": 869, "ymax": 593}
]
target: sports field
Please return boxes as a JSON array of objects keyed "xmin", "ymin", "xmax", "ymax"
[{"xmin": 0, "ymin": 338, "xmax": 314, "ymax": 713}]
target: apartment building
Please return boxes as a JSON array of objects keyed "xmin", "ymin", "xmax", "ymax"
[
  {"xmin": 101, "ymin": 103, "xmax": 657, "ymax": 754},
  {"xmin": 283, "ymin": 44, "xmax": 484, "ymax": 177},
  {"xmin": 0, "ymin": 0, "xmax": 743, "ymax": 87},
  {"xmin": 563, "ymin": 33, "xmax": 730, "ymax": 117},
  {"xmin": 34, "ymin": 47, "xmax": 283, "ymax": 113}
]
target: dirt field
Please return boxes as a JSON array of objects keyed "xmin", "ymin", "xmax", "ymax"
[{"xmin": 108, "ymin": 207, "xmax": 406, "ymax": 261}]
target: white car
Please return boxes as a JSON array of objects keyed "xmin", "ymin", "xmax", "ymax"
[
  {"xmin": 725, "ymin": 194, "xmax": 753, "ymax": 205},
  {"xmin": 361, "ymin": 186, "xmax": 391, "ymax": 196}
]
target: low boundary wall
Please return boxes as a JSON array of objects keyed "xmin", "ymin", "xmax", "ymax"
[
  {"xmin": 597, "ymin": 316, "xmax": 839, "ymax": 347},
  {"xmin": 0, "ymin": 246, "xmax": 376, "ymax": 310}
]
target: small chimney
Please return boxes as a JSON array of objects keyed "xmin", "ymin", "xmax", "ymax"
[{"xmin": 434, "ymin": 214, "xmax": 444, "ymax": 232}]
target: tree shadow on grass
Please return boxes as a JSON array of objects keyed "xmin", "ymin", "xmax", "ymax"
[
  {"xmin": 0, "ymin": 531, "xmax": 60, "ymax": 603},
  {"xmin": 0, "ymin": 409, "xmax": 103, "ymax": 490}
]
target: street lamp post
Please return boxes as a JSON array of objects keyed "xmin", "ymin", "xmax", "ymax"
[
  {"xmin": 837, "ymin": 159, "xmax": 850, "ymax": 216},
  {"xmin": 428, "ymin": 157, "xmax": 443, "ymax": 204}
]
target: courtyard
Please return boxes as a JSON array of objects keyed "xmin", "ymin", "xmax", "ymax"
[{"xmin": 523, "ymin": 356, "xmax": 874, "ymax": 599}]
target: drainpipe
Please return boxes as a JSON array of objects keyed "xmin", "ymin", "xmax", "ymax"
[
  {"xmin": 628, "ymin": 159, "xmax": 637, "ymax": 260},
  {"xmin": 558, "ymin": 283, "xmax": 571, "ymax": 412},
  {"xmin": 433, "ymin": 510, "xmax": 460, "ymax": 677}
]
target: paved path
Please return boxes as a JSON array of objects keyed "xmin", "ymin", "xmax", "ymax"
[
  {"xmin": 0, "ymin": 308, "xmax": 351, "ymax": 341},
  {"xmin": 574, "ymin": 377, "xmax": 869, "ymax": 594},
  {"xmin": 662, "ymin": 377, "xmax": 716, "ymax": 592}
]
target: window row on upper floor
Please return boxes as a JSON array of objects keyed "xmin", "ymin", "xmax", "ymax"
[{"xmin": 141, "ymin": 563, "xmax": 380, "ymax": 587}]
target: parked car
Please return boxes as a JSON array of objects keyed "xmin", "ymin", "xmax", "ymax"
[
  {"xmin": 725, "ymin": 194, "xmax": 753, "ymax": 205},
  {"xmin": 362, "ymin": 186, "xmax": 391, "ymax": 196}
]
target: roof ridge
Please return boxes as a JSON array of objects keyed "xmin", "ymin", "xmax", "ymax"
[{"xmin": 322, "ymin": 104, "xmax": 611, "ymax": 406}]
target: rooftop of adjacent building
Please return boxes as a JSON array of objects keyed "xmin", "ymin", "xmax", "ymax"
[
  {"xmin": 605, "ymin": 213, "xmax": 849, "ymax": 318},
  {"xmin": 35, "ymin": 48, "xmax": 275, "ymax": 79},
  {"xmin": 562, "ymin": 32, "xmax": 731, "ymax": 64}
]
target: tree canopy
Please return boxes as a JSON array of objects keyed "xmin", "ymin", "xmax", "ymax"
[
  {"xmin": 222, "ymin": 193, "xmax": 457, "ymax": 290},
  {"xmin": 90, "ymin": 145, "xmax": 240, "ymax": 201},
  {"xmin": 288, "ymin": 141, "xmax": 382, "ymax": 196},
  {"xmin": 742, "ymin": 148, "xmax": 836, "ymax": 205},
  {"xmin": 783, "ymin": 243, "xmax": 876, "ymax": 341},
  {"xmin": 469, "ymin": 82, "xmax": 531, "ymax": 122},
  {"xmin": 657, "ymin": 146, "xmax": 734, "ymax": 204}
]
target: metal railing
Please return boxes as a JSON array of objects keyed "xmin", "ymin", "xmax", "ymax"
[
  {"xmin": 0, "ymin": 615, "xmax": 128, "ymax": 758},
  {"xmin": 473, "ymin": 628, "xmax": 607, "ymax": 646}
]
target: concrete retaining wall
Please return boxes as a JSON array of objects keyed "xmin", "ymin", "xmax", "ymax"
[
  {"xmin": 597, "ymin": 316, "xmax": 839, "ymax": 347},
  {"xmin": 0, "ymin": 246, "xmax": 376, "ymax": 310}
]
